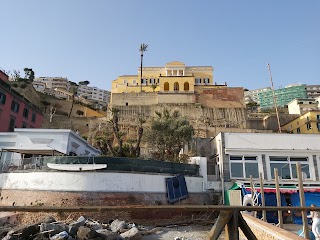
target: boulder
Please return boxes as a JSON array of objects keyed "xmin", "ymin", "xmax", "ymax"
[
  {"xmin": 39, "ymin": 223, "xmax": 69, "ymax": 235},
  {"xmin": 68, "ymin": 216, "xmax": 86, "ymax": 236},
  {"xmin": 77, "ymin": 226, "xmax": 100, "ymax": 240},
  {"xmin": 42, "ymin": 216, "xmax": 57, "ymax": 223},
  {"xmin": 110, "ymin": 219, "xmax": 126, "ymax": 233},
  {"xmin": 120, "ymin": 227, "xmax": 142, "ymax": 240},
  {"xmin": 96, "ymin": 229, "xmax": 120, "ymax": 240}
]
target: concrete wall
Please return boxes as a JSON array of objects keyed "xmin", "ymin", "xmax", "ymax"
[{"xmin": 0, "ymin": 171, "xmax": 204, "ymax": 193}]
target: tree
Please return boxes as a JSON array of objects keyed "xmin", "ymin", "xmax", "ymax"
[
  {"xmin": 144, "ymin": 109, "xmax": 194, "ymax": 162},
  {"xmin": 23, "ymin": 68, "xmax": 35, "ymax": 83},
  {"xmin": 49, "ymin": 103, "xmax": 62, "ymax": 122},
  {"xmin": 91, "ymin": 108, "xmax": 145, "ymax": 158},
  {"xmin": 76, "ymin": 110, "xmax": 84, "ymax": 116},
  {"xmin": 139, "ymin": 43, "xmax": 148, "ymax": 92},
  {"xmin": 79, "ymin": 80, "xmax": 90, "ymax": 86},
  {"xmin": 10, "ymin": 70, "xmax": 21, "ymax": 81}
]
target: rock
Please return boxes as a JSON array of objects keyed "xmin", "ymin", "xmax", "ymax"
[
  {"xmin": 110, "ymin": 219, "xmax": 126, "ymax": 233},
  {"xmin": 50, "ymin": 230, "xmax": 72, "ymax": 240},
  {"xmin": 68, "ymin": 216, "xmax": 86, "ymax": 236},
  {"xmin": 85, "ymin": 218, "xmax": 103, "ymax": 230},
  {"xmin": 120, "ymin": 227, "xmax": 142, "ymax": 240},
  {"xmin": 43, "ymin": 216, "xmax": 57, "ymax": 223},
  {"xmin": 33, "ymin": 233, "xmax": 50, "ymax": 240},
  {"xmin": 96, "ymin": 229, "xmax": 120, "ymax": 240},
  {"xmin": 40, "ymin": 223, "xmax": 69, "ymax": 235},
  {"xmin": 12, "ymin": 223, "xmax": 40, "ymax": 239},
  {"xmin": 77, "ymin": 226, "xmax": 100, "ymax": 240}
]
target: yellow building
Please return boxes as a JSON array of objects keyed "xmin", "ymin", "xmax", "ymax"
[
  {"xmin": 282, "ymin": 111, "xmax": 320, "ymax": 134},
  {"xmin": 111, "ymin": 61, "xmax": 225, "ymax": 93}
]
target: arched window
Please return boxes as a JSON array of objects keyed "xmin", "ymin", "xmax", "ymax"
[
  {"xmin": 184, "ymin": 82, "xmax": 189, "ymax": 91},
  {"xmin": 164, "ymin": 82, "xmax": 169, "ymax": 91},
  {"xmin": 174, "ymin": 82, "xmax": 179, "ymax": 91}
]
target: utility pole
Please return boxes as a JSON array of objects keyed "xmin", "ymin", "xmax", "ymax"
[
  {"xmin": 268, "ymin": 63, "xmax": 282, "ymax": 133},
  {"xmin": 139, "ymin": 44, "xmax": 148, "ymax": 92}
]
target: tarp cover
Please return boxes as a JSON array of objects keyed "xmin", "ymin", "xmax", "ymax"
[{"xmin": 291, "ymin": 192, "xmax": 320, "ymax": 224}]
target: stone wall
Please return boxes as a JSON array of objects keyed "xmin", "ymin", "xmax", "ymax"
[{"xmin": 0, "ymin": 189, "xmax": 217, "ymax": 225}]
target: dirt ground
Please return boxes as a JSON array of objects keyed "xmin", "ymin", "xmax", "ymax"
[{"xmin": 141, "ymin": 224, "xmax": 225, "ymax": 240}]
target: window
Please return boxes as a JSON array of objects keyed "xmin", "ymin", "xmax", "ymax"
[
  {"xmin": 23, "ymin": 108, "xmax": 29, "ymax": 118},
  {"xmin": 307, "ymin": 122, "xmax": 312, "ymax": 130},
  {"xmin": 0, "ymin": 91, "xmax": 6, "ymax": 105},
  {"xmin": 8, "ymin": 117, "xmax": 15, "ymax": 132},
  {"xmin": 22, "ymin": 122, "xmax": 27, "ymax": 128},
  {"xmin": 195, "ymin": 78, "xmax": 201, "ymax": 84},
  {"xmin": 132, "ymin": 80, "xmax": 136, "ymax": 85},
  {"xmin": 184, "ymin": 82, "xmax": 189, "ymax": 91},
  {"xmin": 11, "ymin": 101, "xmax": 20, "ymax": 113},
  {"xmin": 269, "ymin": 156, "xmax": 310, "ymax": 180},
  {"xmin": 229, "ymin": 155, "xmax": 259, "ymax": 179},
  {"xmin": 174, "ymin": 82, "xmax": 179, "ymax": 91},
  {"xmin": 297, "ymin": 127, "xmax": 300, "ymax": 133},
  {"xmin": 317, "ymin": 115, "xmax": 320, "ymax": 121},
  {"xmin": 317, "ymin": 122, "xmax": 320, "ymax": 131},
  {"xmin": 31, "ymin": 112, "xmax": 36, "ymax": 123},
  {"xmin": 123, "ymin": 80, "xmax": 127, "ymax": 84},
  {"xmin": 164, "ymin": 82, "xmax": 169, "ymax": 91},
  {"xmin": 204, "ymin": 78, "xmax": 210, "ymax": 84}
]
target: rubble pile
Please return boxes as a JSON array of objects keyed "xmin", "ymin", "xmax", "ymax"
[{"xmin": 1, "ymin": 215, "xmax": 162, "ymax": 240}]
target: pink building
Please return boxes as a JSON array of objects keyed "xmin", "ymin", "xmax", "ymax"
[
  {"xmin": 0, "ymin": 77, "xmax": 43, "ymax": 132},
  {"xmin": 0, "ymin": 69, "xmax": 9, "ymax": 82}
]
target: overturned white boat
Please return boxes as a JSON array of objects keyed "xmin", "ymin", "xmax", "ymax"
[{"xmin": 47, "ymin": 163, "xmax": 107, "ymax": 171}]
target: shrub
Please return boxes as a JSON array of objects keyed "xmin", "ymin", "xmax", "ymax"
[
  {"xmin": 20, "ymin": 83, "xmax": 27, "ymax": 89},
  {"xmin": 13, "ymin": 83, "xmax": 18, "ymax": 88}
]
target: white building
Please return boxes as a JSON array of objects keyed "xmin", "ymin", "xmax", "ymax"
[
  {"xmin": 33, "ymin": 77, "xmax": 70, "ymax": 92},
  {"xmin": 0, "ymin": 128, "xmax": 101, "ymax": 169},
  {"xmin": 306, "ymin": 85, "xmax": 320, "ymax": 99},
  {"xmin": 212, "ymin": 132, "xmax": 320, "ymax": 185},
  {"xmin": 287, "ymin": 98, "xmax": 320, "ymax": 115},
  {"xmin": 77, "ymin": 85, "xmax": 111, "ymax": 105}
]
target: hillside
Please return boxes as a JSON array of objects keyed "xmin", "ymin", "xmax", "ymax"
[{"xmin": 7, "ymin": 82, "xmax": 107, "ymax": 135}]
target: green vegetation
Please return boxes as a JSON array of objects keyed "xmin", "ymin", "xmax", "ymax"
[{"xmin": 144, "ymin": 109, "xmax": 194, "ymax": 163}]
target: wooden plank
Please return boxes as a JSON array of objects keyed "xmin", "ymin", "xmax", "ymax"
[
  {"xmin": 207, "ymin": 211, "xmax": 233, "ymax": 240},
  {"xmin": 259, "ymin": 172, "xmax": 266, "ymax": 222},
  {"xmin": 238, "ymin": 213, "xmax": 257, "ymax": 240},
  {"xmin": 274, "ymin": 168, "xmax": 283, "ymax": 228},
  {"xmin": 0, "ymin": 205, "xmax": 318, "ymax": 212},
  {"xmin": 297, "ymin": 162, "xmax": 310, "ymax": 240},
  {"xmin": 225, "ymin": 211, "xmax": 239, "ymax": 240}
]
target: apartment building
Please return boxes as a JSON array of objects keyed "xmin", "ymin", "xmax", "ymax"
[
  {"xmin": 244, "ymin": 87, "xmax": 271, "ymax": 105},
  {"xmin": 258, "ymin": 84, "xmax": 307, "ymax": 109},
  {"xmin": 306, "ymin": 85, "xmax": 320, "ymax": 99},
  {"xmin": 0, "ymin": 79, "xmax": 43, "ymax": 132},
  {"xmin": 33, "ymin": 77, "xmax": 70, "ymax": 92},
  {"xmin": 77, "ymin": 85, "xmax": 111, "ymax": 105}
]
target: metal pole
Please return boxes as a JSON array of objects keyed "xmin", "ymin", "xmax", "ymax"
[
  {"xmin": 259, "ymin": 172, "xmax": 266, "ymax": 221},
  {"xmin": 267, "ymin": 63, "xmax": 282, "ymax": 133},
  {"xmin": 297, "ymin": 162, "xmax": 310, "ymax": 239},
  {"xmin": 274, "ymin": 168, "xmax": 283, "ymax": 228}
]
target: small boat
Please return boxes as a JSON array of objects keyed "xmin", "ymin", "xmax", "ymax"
[{"xmin": 47, "ymin": 163, "xmax": 107, "ymax": 171}]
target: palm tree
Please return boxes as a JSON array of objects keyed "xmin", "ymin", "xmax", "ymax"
[{"xmin": 139, "ymin": 43, "xmax": 148, "ymax": 92}]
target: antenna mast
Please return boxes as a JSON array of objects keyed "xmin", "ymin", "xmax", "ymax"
[{"xmin": 268, "ymin": 63, "xmax": 282, "ymax": 133}]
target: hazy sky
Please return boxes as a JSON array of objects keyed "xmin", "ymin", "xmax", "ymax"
[{"xmin": 1, "ymin": 1, "xmax": 319, "ymax": 91}]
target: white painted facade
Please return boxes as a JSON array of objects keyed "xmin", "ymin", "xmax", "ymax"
[
  {"xmin": 287, "ymin": 98, "xmax": 320, "ymax": 115},
  {"xmin": 0, "ymin": 129, "xmax": 100, "ymax": 167},
  {"xmin": 213, "ymin": 132, "xmax": 320, "ymax": 183},
  {"xmin": 77, "ymin": 85, "xmax": 111, "ymax": 104},
  {"xmin": 0, "ymin": 171, "xmax": 204, "ymax": 193},
  {"xmin": 34, "ymin": 77, "xmax": 70, "ymax": 91}
]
